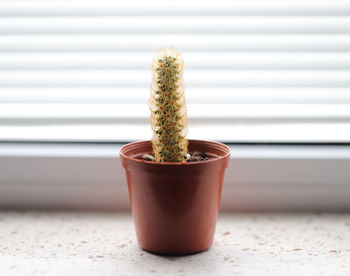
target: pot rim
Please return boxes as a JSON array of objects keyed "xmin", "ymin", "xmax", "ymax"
[{"xmin": 120, "ymin": 139, "xmax": 231, "ymax": 166}]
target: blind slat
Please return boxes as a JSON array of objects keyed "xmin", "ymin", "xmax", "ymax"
[
  {"xmin": 1, "ymin": 17, "xmax": 349, "ymax": 34},
  {"xmin": 0, "ymin": 70, "xmax": 349, "ymax": 87},
  {"xmin": 1, "ymin": 87, "xmax": 350, "ymax": 104},
  {"xmin": 1, "ymin": 104, "xmax": 350, "ymax": 120},
  {"xmin": 1, "ymin": 35, "xmax": 349, "ymax": 52},
  {"xmin": 1, "ymin": 53, "xmax": 350, "ymax": 70},
  {"xmin": 1, "ymin": 123, "xmax": 349, "ymax": 143},
  {"xmin": 0, "ymin": 0, "xmax": 349, "ymax": 16}
]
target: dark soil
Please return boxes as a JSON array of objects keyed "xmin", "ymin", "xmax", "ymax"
[{"xmin": 137, "ymin": 151, "xmax": 210, "ymax": 162}]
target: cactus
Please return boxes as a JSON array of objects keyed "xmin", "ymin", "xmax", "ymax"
[{"xmin": 149, "ymin": 47, "xmax": 188, "ymax": 162}]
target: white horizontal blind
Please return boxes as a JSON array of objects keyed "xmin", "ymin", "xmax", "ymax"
[{"xmin": 0, "ymin": 0, "xmax": 350, "ymax": 143}]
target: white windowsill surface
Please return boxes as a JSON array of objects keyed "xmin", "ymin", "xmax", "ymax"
[
  {"xmin": 1, "ymin": 211, "xmax": 349, "ymax": 276},
  {"xmin": 1, "ymin": 142, "xmax": 350, "ymax": 211}
]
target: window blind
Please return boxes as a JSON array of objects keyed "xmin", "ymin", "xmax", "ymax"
[{"xmin": 0, "ymin": 0, "xmax": 350, "ymax": 143}]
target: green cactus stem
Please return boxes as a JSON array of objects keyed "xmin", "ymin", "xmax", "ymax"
[{"xmin": 150, "ymin": 47, "xmax": 188, "ymax": 162}]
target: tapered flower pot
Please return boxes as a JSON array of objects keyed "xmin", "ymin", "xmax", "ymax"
[{"xmin": 120, "ymin": 139, "xmax": 230, "ymax": 255}]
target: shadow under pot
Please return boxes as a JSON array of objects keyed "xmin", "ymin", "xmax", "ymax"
[{"xmin": 120, "ymin": 139, "xmax": 230, "ymax": 255}]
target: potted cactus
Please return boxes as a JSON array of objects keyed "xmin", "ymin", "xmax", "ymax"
[{"xmin": 120, "ymin": 48, "xmax": 230, "ymax": 255}]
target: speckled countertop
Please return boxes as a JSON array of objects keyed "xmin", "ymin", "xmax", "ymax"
[{"xmin": 1, "ymin": 212, "xmax": 349, "ymax": 276}]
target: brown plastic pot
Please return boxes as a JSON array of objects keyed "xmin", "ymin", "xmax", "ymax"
[{"xmin": 120, "ymin": 139, "xmax": 230, "ymax": 255}]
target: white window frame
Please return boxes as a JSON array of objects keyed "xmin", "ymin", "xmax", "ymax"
[{"xmin": 1, "ymin": 142, "xmax": 349, "ymax": 211}]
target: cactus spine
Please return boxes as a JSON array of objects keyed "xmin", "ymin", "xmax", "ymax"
[{"xmin": 150, "ymin": 48, "xmax": 188, "ymax": 162}]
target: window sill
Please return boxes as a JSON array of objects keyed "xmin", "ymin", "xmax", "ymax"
[
  {"xmin": 1, "ymin": 211, "xmax": 349, "ymax": 275},
  {"xmin": 0, "ymin": 142, "xmax": 350, "ymax": 211}
]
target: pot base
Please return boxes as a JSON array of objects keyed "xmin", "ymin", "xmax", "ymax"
[{"xmin": 141, "ymin": 246, "xmax": 211, "ymax": 256}]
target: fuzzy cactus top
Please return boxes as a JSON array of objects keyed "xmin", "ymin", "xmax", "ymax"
[{"xmin": 149, "ymin": 48, "xmax": 188, "ymax": 162}]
